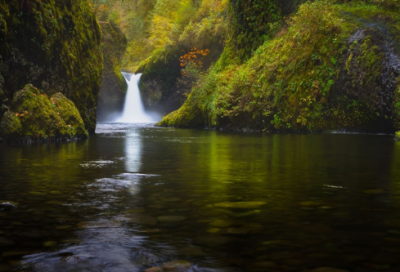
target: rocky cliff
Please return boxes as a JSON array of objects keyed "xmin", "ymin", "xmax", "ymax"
[
  {"xmin": 97, "ymin": 21, "xmax": 127, "ymax": 121},
  {"xmin": 0, "ymin": 0, "xmax": 103, "ymax": 133}
]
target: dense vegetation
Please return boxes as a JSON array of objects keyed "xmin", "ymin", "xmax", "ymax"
[
  {"xmin": 2, "ymin": 0, "xmax": 400, "ymax": 141},
  {"xmin": 155, "ymin": 0, "xmax": 400, "ymax": 134}
]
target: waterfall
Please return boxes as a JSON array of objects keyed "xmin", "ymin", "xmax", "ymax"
[{"xmin": 116, "ymin": 72, "xmax": 160, "ymax": 123}]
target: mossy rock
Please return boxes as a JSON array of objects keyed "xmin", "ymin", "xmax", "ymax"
[
  {"xmin": 0, "ymin": 111, "xmax": 22, "ymax": 136},
  {"xmin": 158, "ymin": 2, "xmax": 400, "ymax": 133},
  {"xmin": 0, "ymin": 84, "xmax": 87, "ymax": 142},
  {"xmin": 0, "ymin": 0, "xmax": 102, "ymax": 132}
]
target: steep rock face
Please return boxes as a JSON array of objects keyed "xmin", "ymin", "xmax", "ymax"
[
  {"xmin": 329, "ymin": 27, "xmax": 400, "ymax": 132},
  {"xmin": 0, "ymin": 84, "xmax": 87, "ymax": 142},
  {"xmin": 137, "ymin": 46, "xmax": 187, "ymax": 114},
  {"xmin": 97, "ymin": 21, "xmax": 127, "ymax": 121},
  {"xmin": 0, "ymin": 0, "xmax": 103, "ymax": 132}
]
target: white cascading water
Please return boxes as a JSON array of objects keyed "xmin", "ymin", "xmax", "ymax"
[{"xmin": 117, "ymin": 72, "xmax": 159, "ymax": 123}]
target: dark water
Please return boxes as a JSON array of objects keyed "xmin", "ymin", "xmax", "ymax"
[{"xmin": 1, "ymin": 123, "xmax": 400, "ymax": 272}]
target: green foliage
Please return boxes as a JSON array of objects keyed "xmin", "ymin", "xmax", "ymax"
[
  {"xmin": 395, "ymin": 131, "xmax": 400, "ymax": 140},
  {"xmin": 159, "ymin": 0, "xmax": 400, "ymax": 131},
  {"xmin": 229, "ymin": 0, "xmax": 282, "ymax": 60}
]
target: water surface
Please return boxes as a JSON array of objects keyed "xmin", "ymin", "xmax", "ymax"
[{"xmin": 1, "ymin": 124, "xmax": 400, "ymax": 272}]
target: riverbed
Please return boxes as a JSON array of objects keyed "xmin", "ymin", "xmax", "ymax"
[{"xmin": 1, "ymin": 123, "xmax": 400, "ymax": 272}]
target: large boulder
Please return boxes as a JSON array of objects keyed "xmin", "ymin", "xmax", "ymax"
[
  {"xmin": 0, "ymin": 0, "xmax": 103, "ymax": 133},
  {"xmin": 0, "ymin": 84, "xmax": 87, "ymax": 142}
]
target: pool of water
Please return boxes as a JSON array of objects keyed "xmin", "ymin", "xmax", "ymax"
[{"xmin": 1, "ymin": 123, "xmax": 400, "ymax": 272}]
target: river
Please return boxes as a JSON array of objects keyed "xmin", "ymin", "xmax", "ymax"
[{"xmin": 1, "ymin": 123, "xmax": 400, "ymax": 271}]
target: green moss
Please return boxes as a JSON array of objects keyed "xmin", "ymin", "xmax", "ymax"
[
  {"xmin": 0, "ymin": 84, "xmax": 86, "ymax": 140},
  {"xmin": 0, "ymin": 111, "xmax": 21, "ymax": 136},
  {"xmin": 158, "ymin": 1, "xmax": 400, "ymax": 132},
  {"xmin": 0, "ymin": 0, "xmax": 103, "ymax": 132},
  {"xmin": 51, "ymin": 92, "xmax": 87, "ymax": 136}
]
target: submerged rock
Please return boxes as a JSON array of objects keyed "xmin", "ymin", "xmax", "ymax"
[
  {"xmin": 209, "ymin": 219, "xmax": 234, "ymax": 228},
  {"xmin": 162, "ymin": 260, "xmax": 191, "ymax": 272},
  {"xmin": 157, "ymin": 216, "xmax": 186, "ymax": 223},
  {"xmin": 0, "ymin": 201, "xmax": 17, "ymax": 211},
  {"xmin": 145, "ymin": 267, "xmax": 163, "ymax": 272},
  {"xmin": 213, "ymin": 201, "xmax": 266, "ymax": 209},
  {"xmin": 0, "ymin": 237, "xmax": 15, "ymax": 247},
  {"xmin": 179, "ymin": 246, "xmax": 204, "ymax": 256},
  {"xmin": 311, "ymin": 268, "xmax": 349, "ymax": 272},
  {"xmin": 130, "ymin": 214, "xmax": 158, "ymax": 225}
]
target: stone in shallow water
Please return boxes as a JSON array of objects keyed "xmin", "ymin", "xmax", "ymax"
[
  {"xmin": 17, "ymin": 231, "xmax": 43, "ymax": 239},
  {"xmin": 209, "ymin": 219, "xmax": 234, "ymax": 228},
  {"xmin": 206, "ymin": 228, "xmax": 220, "ymax": 233},
  {"xmin": 0, "ymin": 201, "xmax": 17, "ymax": 210},
  {"xmin": 225, "ymin": 209, "xmax": 262, "ymax": 218},
  {"xmin": 77, "ymin": 220, "xmax": 121, "ymax": 229},
  {"xmin": 300, "ymin": 201, "xmax": 322, "ymax": 206},
  {"xmin": 145, "ymin": 267, "xmax": 163, "ymax": 272},
  {"xmin": 0, "ymin": 237, "xmax": 14, "ymax": 247},
  {"xmin": 125, "ymin": 208, "xmax": 146, "ymax": 214},
  {"xmin": 179, "ymin": 246, "xmax": 204, "ymax": 256},
  {"xmin": 46, "ymin": 201, "xmax": 64, "ymax": 206},
  {"xmin": 193, "ymin": 236, "xmax": 236, "ymax": 247},
  {"xmin": 310, "ymin": 268, "xmax": 349, "ymax": 272},
  {"xmin": 213, "ymin": 201, "xmax": 266, "ymax": 209},
  {"xmin": 227, "ymin": 227, "xmax": 250, "ymax": 235},
  {"xmin": 364, "ymin": 189, "xmax": 385, "ymax": 195},
  {"xmin": 130, "ymin": 214, "xmax": 157, "ymax": 225},
  {"xmin": 136, "ymin": 228, "xmax": 164, "ymax": 233},
  {"xmin": 0, "ymin": 264, "xmax": 13, "ymax": 272},
  {"xmin": 157, "ymin": 216, "xmax": 186, "ymax": 223},
  {"xmin": 253, "ymin": 261, "xmax": 278, "ymax": 268},
  {"xmin": 29, "ymin": 191, "xmax": 47, "ymax": 196},
  {"xmin": 2, "ymin": 251, "xmax": 32, "ymax": 257},
  {"xmin": 162, "ymin": 260, "xmax": 191, "ymax": 272},
  {"xmin": 43, "ymin": 241, "xmax": 58, "ymax": 247},
  {"xmin": 55, "ymin": 225, "xmax": 72, "ymax": 230}
]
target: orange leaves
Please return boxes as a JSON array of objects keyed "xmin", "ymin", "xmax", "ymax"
[
  {"xmin": 179, "ymin": 47, "xmax": 210, "ymax": 69},
  {"xmin": 15, "ymin": 111, "xmax": 29, "ymax": 118}
]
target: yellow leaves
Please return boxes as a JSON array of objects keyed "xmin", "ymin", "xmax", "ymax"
[{"xmin": 148, "ymin": 15, "xmax": 174, "ymax": 48}]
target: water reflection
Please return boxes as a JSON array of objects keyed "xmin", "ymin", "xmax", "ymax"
[
  {"xmin": 2, "ymin": 125, "xmax": 400, "ymax": 272},
  {"xmin": 124, "ymin": 129, "xmax": 143, "ymax": 173}
]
